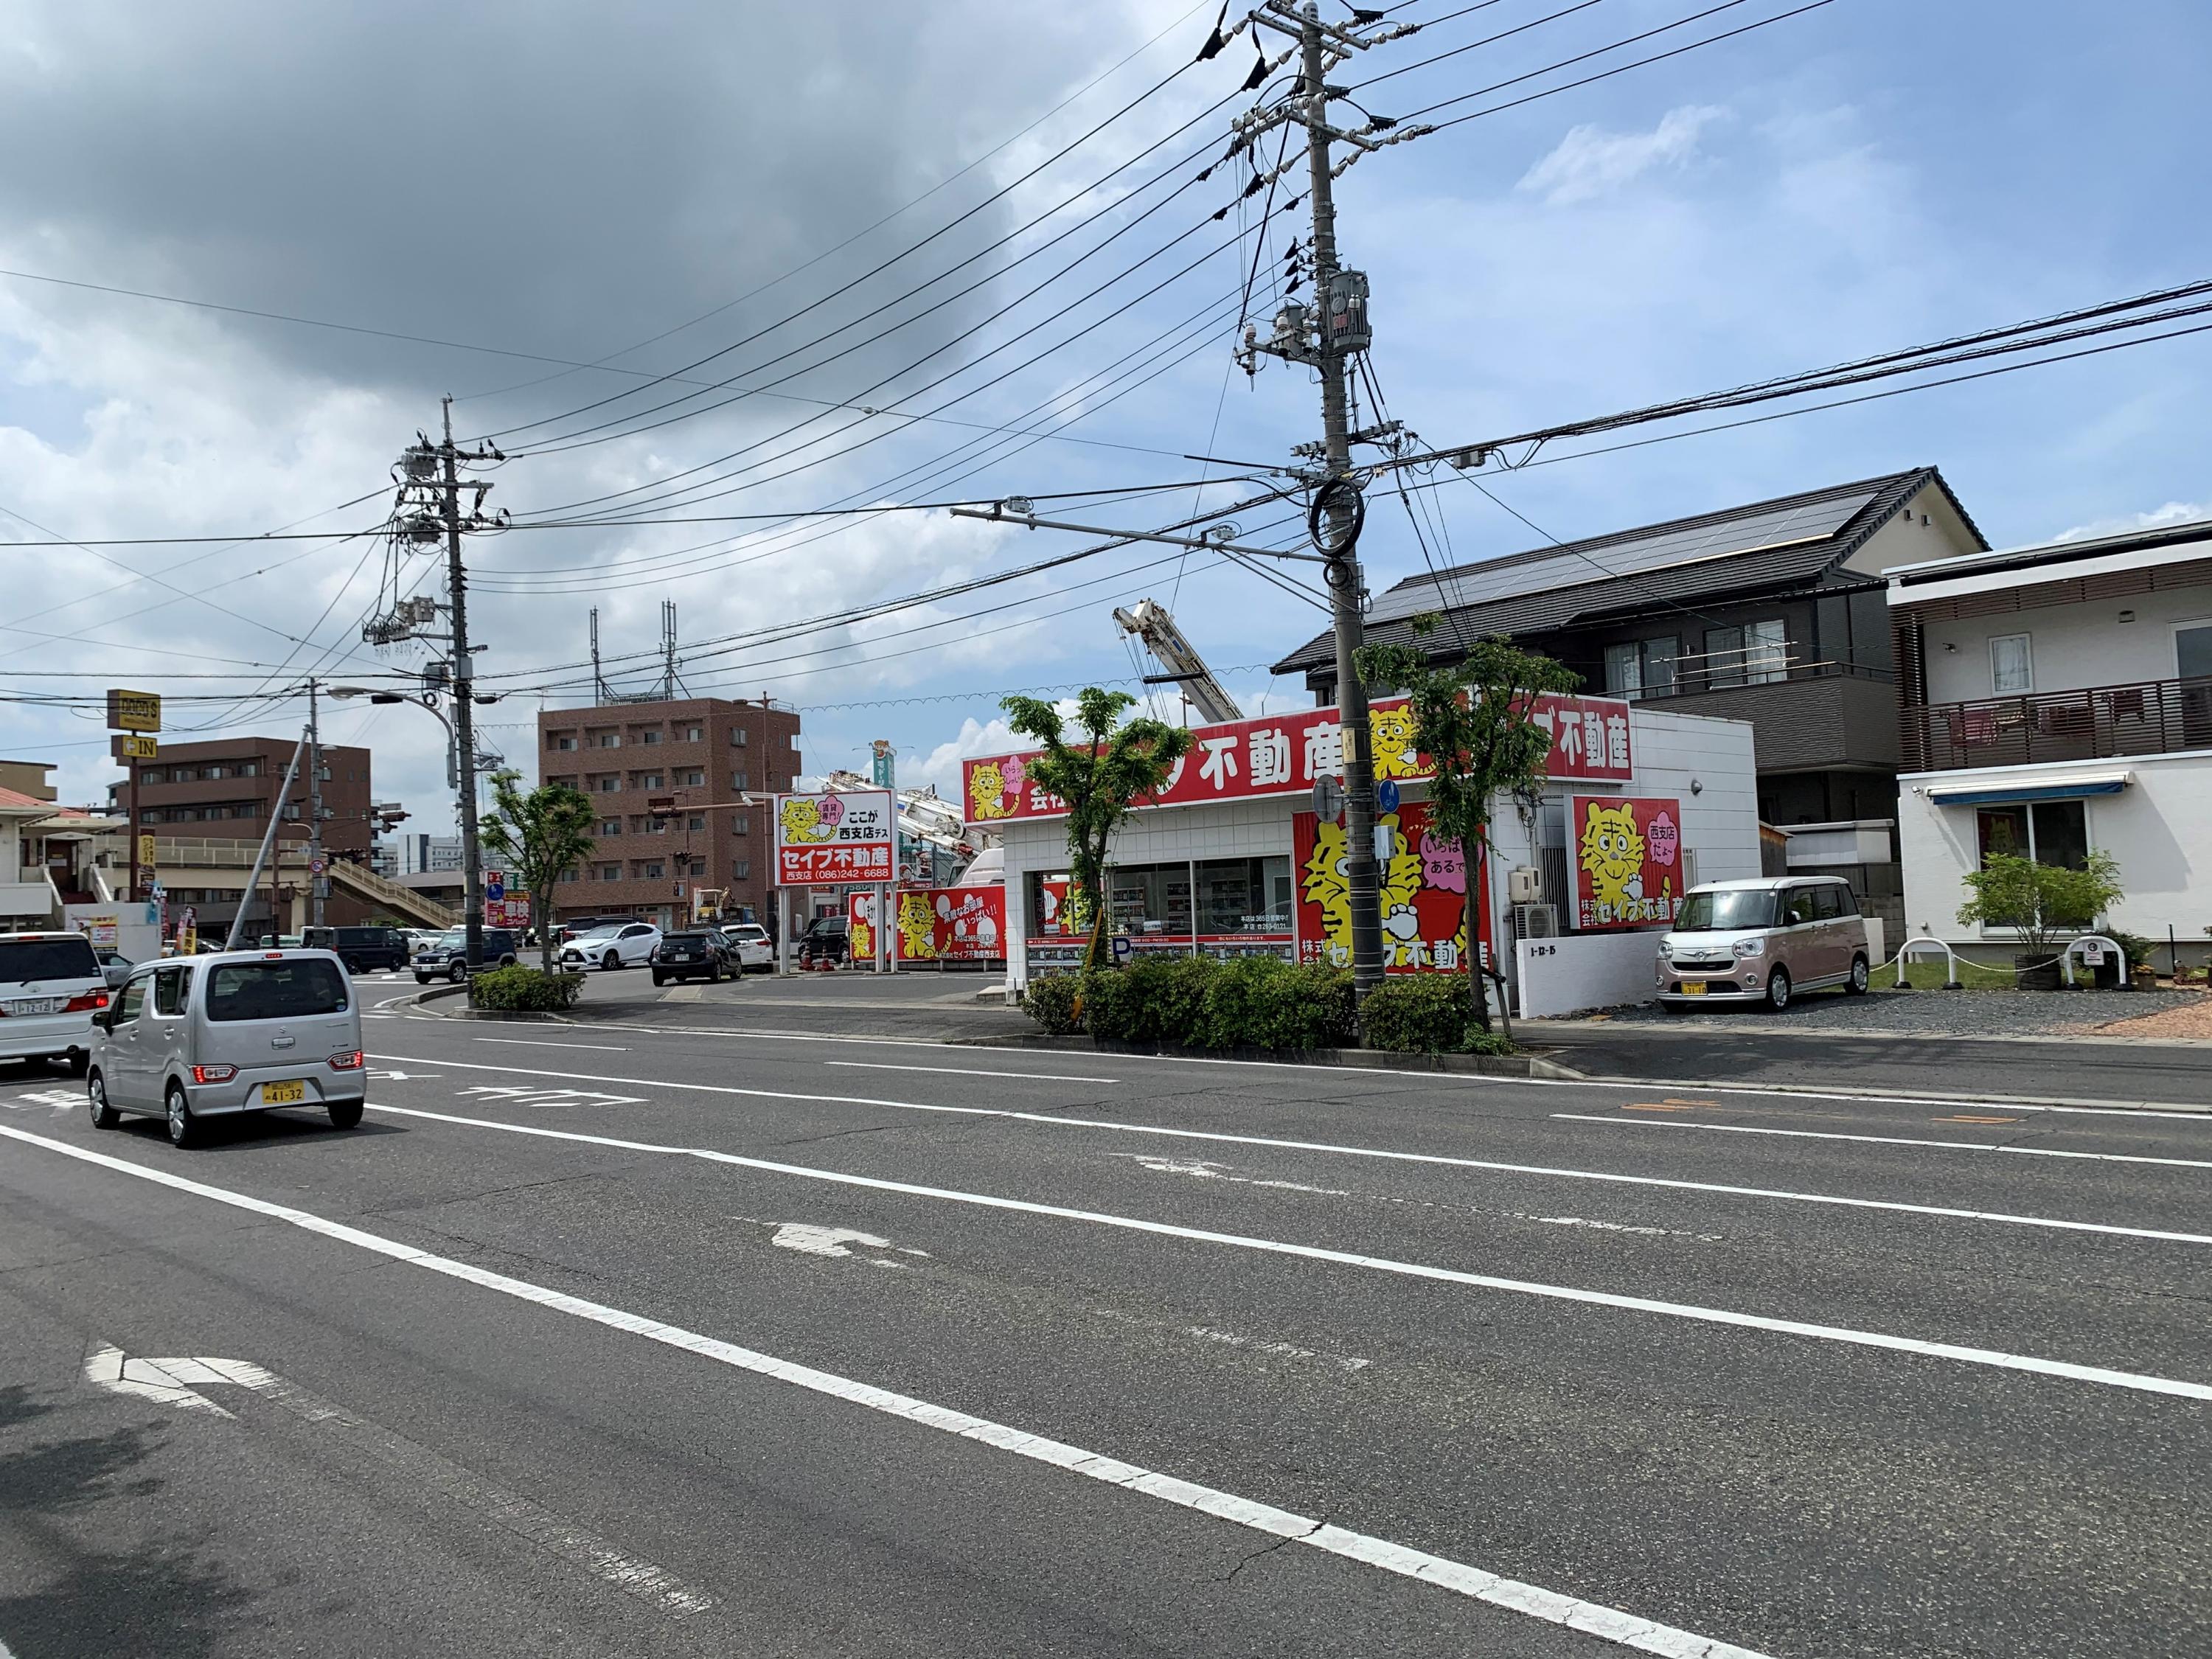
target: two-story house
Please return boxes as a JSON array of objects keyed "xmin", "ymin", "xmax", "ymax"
[
  {"xmin": 1888, "ymin": 516, "xmax": 2212, "ymax": 967},
  {"xmin": 1270, "ymin": 468, "xmax": 1986, "ymax": 937}
]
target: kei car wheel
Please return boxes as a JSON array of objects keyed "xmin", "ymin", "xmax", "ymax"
[
  {"xmin": 1846, "ymin": 954, "xmax": 1871, "ymax": 995},
  {"xmin": 88, "ymin": 1071, "xmax": 120, "ymax": 1130},
  {"xmin": 165, "ymin": 1083, "xmax": 201, "ymax": 1150},
  {"xmin": 328, "ymin": 1099, "xmax": 364, "ymax": 1130},
  {"xmin": 1764, "ymin": 967, "xmax": 1792, "ymax": 1011}
]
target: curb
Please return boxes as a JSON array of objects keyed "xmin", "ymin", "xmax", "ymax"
[
  {"xmin": 959, "ymin": 1032, "xmax": 1584, "ymax": 1081},
  {"xmin": 398, "ymin": 983, "xmax": 577, "ymax": 1023}
]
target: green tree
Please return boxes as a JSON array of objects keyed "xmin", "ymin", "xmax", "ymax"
[
  {"xmin": 1355, "ymin": 622, "xmax": 1577, "ymax": 1037},
  {"xmin": 479, "ymin": 769, "xmax": 598, "ymax": 971},
  {"xmin": 1000, "ymin": 689, "xmax": 1192, "ymax": 973},
  {"xmin": 1957, "ymin": 850, "xmax": 2124, "ymax": 959}
]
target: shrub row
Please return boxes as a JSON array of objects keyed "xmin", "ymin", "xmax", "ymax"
[
  {"xmin": 470, "ymin": 964, "xmax": 585, "ymax": 1012},
  {"xmin": 1020, "ymin": 955, "xmax": 1512, "ymax": 1054}
]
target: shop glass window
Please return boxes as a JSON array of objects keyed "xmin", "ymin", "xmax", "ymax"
[
  {"xmin": 1107, "ymin": 862, "xmax": 1192, "ymax": 936},
  {"xmin": 1195, "ymin": 856, "xmax": 1292, "ymax": 935},
  {"xmin": 1027, "ymin": 872, "xmax": 1079, "ymax": 936},
  {"xmin": 1990, "ymin": 633, "xmax": 2033, "ymax": 695}
]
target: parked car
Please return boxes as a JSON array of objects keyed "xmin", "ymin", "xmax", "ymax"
[
  {"xmin": 402, "ymin": 928, "xmax": 443, "ymax": 956},
  {"xmin": 88, "ymin": 949, "xmax": 364, "ymax": 1147},
  {"xmin": 554, "ymin": 915, "xmax": 641, "ymax": 947},
  {"xmin": 717, "ymin": 922, "xmax": 775, "ymax": 972},
  {"xmin": 560, "ymin": 922, "xmax": 662, "ymax": 972},
  {"xmin": 302, "ymin": 925, "xmax": 411, "ymax": 973},
  {"xmin": 796, "ymin": 915, "xmax": 850, "ymax": 966},
  {"xmin": 1655, "ymin": 877, "xmax": 1871, "ymax": 1012},
  {"xmin": 96, "ymin": 950, "xmax": 135, "ymax": 989},
  {"xmin": 650, "ymin": 931, "xmax": 738, "ymax": 986},
  {"xmin": 411, "ymin": 928, "xmax": 521, "ymax": 984},
  {"xmin": 0, "ymin": 931, "xmax": 112, "ymax": 1076}
]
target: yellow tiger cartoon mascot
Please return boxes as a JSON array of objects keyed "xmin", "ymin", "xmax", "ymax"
[
  {"xmin": 967, "ymin": 761, "xmax": 1010, "ymax": 821},
  {"xmin": 1577, "ymin": 801, "xmax": 1647, "ymax": 923},
  {"xmin": 779, "ymin": 796, "xmax": 833, "ymax": 844},
  {"xmin": 1301, "ymin": 811, "xmax": 1431, "ymax": 968},
  {"xmin": 1368, "ymin": 704, "xmax": 1425, "ymax": 782},
  {"xmin": 897, "ymin": 892, "xmax": 939, "ymax": 961}
]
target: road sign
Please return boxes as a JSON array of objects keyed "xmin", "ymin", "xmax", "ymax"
[
  {"xmin": 308, "ymin": 855, "xmax": 328, "ymax": 875},
  {"xmin": 112, "ymin": 734, "xmax": 158, "ymax": 761},
  {"xmin": 1311, "ymin": 775, "xmax": 1345, "ymax": 825},
  {"xmin": 484, "ymin": 871, "xmax": 504, "ymax": 902},
  {"xmin": 1110, "ymin": 935, "xmax": 1133, "ymax": 965},
  {"xmin": 1377, "ymin": 778, "xmax": 1401, "ymax": 813},
  {"xmin": 105, "ymin": 689, "xmax": 161, "ymax": 733}
]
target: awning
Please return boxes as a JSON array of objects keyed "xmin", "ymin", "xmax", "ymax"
[{"xmin": 1923, "ymin": 770, "xmax": 2132, "ymax": 807}]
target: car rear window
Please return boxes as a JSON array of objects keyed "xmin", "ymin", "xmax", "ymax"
[
  {"xmin": 0, "ymin": 936, "xmax": 101, "ymax": 983},
  {"xmin": 206, "ymin": 960, "xmax": 351, "ymax": 1022}
]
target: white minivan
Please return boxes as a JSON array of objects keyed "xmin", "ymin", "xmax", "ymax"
[
  {"xmin": 0, "ymin": 931, "xmax": 112, "ymax": 1075},
  {"xmin": 88, "ymin": 950, "xmax": 366, "ymax": 1148}
]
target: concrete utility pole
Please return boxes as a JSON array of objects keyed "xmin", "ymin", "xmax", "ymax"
[
  {"xmin": 307, "ymin": 678, "xmax": 326, "ymax": 928},
  {"xmin": 440, "ymin": 397, "xmax": 487, "ymax": 974}
]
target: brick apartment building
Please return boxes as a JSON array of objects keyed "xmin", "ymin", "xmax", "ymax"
[
  {"xmin": 105, "ymin": 735, "xmax": 379, "ymax": 925},
  {"xmin": 538, "ymin": 696, "xmax": 801, "ymax": 931}
]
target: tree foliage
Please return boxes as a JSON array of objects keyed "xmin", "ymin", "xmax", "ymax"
[
  {"xmin": 480, "ymin": 769, "xmax": 598, "ymax": 971},
  {"xmin": 1000, "ymin": 689, "xmax": 1192, "ymax": 970},
  {"xmin": 1354, "ymin": 622, "xmax": 1577, "ymax": 1032},
  {"xmin": 1956, "ymin": 850, "xmax": 2124, "ymax": 956}
]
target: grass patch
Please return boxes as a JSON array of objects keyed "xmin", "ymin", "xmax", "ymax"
[{"xmin": 1883, "ymin": 956, "xmax": 2073, "ymax": 991}]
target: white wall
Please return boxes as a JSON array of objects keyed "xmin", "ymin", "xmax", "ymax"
[
  {"xmin": 1897, "ymin": 754, "xmax": 2212, "ymax": 948},
  {"xmin": 1840, "ymin": 483, "xmax": 1986, "ymax": 577},
  {"xmin": 1516, "ymin": 932, "xmax": 1663, "ymax": 1018},
  {"xmin": 1921, "ymin": 585, "xmax": 2212, "ymax": 704}
]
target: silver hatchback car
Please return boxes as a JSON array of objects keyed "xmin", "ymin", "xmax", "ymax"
[
  {"xmin": 88, "ymin": 949, "xmax": 366, "ymax": 1147},
  {"xmin": 1654, "ymin": 877, "xmax": 1872, "ymax": 1012}
]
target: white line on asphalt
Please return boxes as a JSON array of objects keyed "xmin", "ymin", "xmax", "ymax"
[
  {"xmin": 0, "ymin": 1125, "xmax": 1773, "ymax": 1659},
  {"xmin": 475, "ymin": 1037, "xmax": 633, "ymax": 1053},
  {"xmin": 369, "ymin": 1054, "xmax": 2212, "ymax": 1245},
  {"xmin": 357, "ymin": 1106, "xmax": 2212, "ymax": 1401},
  {"xmin": 1557, "ymin": 1077, "xmax": 2212, "ymax": 1122},
  {"xmin": 824, "ymin": 1060, "xmax": 1118, "ymax": 1084},
  {"xmin": 1554, "ymin": 1115, "xmax": 2212, "ymax": 1169}
]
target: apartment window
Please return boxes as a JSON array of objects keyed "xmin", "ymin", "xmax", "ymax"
[
  {"xmin": 559, "ymin": 866, "xmax": 580, "ymax": 884},
  {"xmin": 1603, "ymin": 636, "xmax": 1680, "ymax": 700},
  {"xmin": 549, "ymin": 734, "xmax": 577, "ymax": 751},
  {"xmin": 687, "ymin": 858, "xmax": 707, "ymax": 877},
  {"xmin": 1990, "ymin": 633, "xmax": 2033, "ymax": 695},
  {"xmin": 597, "ymin": 733, "xmax": 622, "ymax": 748},
  {"xmin": 643, "ymin": 861, "xmax": 665, "ymax": 880},
  {"xmin": 789, "ymin": 734, "xmax": 801, "ymax": 750},
  {"xmin": 731, "ymin": 769, "xmax": 749, "ymax": 791},
  {"xmin": 1976, "ymin": 801, "xmax": 2089, "ymax": 872},
  {"xmin": 205, "ymin": 764, "xmax": 228, "ymax": 780},
  {"xmin": 684, "ymin": 726, "xmax": 703, "ymax": 742},
  {"xmin": 241, "ymin": 759, "xmax": 260, "ymax": 777},
  {"xmin": 686, "ymin": 814, "xmax": 706, "ymax": 832},
  {"xmin": 599, "ymin": 818, "xmax": 622, "ymax": 836},
  {"xmin": 640, "ymin": 730, "xmax": 661, "ymax": 745},
  {"xmin": 141, "ymin": 809, "xmax": 164, "ymax": 824},
  {"xmin": 733, "ymin": 859, "xmax": 751, "ymax": 880},
  {"xmin": 732, "ymin": 813, "xmax": 750, "ymax": 835},
  {"xmin": 597, "ymin": 777, "xmax": 620, "ymax": 793},
  {"xmin": 1700, "ymin": 619, "xmax": 1787, "ymax": 688},
  {"xmin": 641, "ymin": 773, "xmax": 664, "ymax": 790},
  {"xmin": 731, "ymin": 728, "xmax": 748, "ymax": 748},
  {"xmin": 2180, "ymin": 622, "xmax": 2212, "ymax": 680},
  {"xmin": 597, "ymin": 864, "xmax": 621, "ymax": 882},
  {"xmin": 142, "ymin": 769, "xmax": 167, "ymax": 785},
  {"xmin": 679, "ymin": 769, "xmax": 704, "ymax": 787}
]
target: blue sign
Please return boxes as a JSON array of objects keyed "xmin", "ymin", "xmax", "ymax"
[
  {"xmin": 484, "ymin": 872, "xmax": 504, "ymax": 902},
  {"xmin": 1377, "ymin": 778, "xmax": 1401, "ymax": 813}
]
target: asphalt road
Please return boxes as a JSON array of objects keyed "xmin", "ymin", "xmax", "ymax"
[{"xmin": 1, "ymin": 971, "xmax": 2207, "ymax": 1658}]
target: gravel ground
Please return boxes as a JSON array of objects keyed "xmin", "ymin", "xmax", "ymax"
[{"xmin": 1591, "ymin": 985, "xmax": 2208, "ymax": 1037}]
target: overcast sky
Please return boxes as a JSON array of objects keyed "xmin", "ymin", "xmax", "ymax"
[{"xmin": 4, "ymin": 0, "xmax": 2208, "ymax": 828}]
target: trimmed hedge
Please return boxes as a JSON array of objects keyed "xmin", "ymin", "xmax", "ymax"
[
  {"xmin": 1020, "ymin": 971, "xmax": 1085, "ymax": 1034},
  {"xmin": 1023, "ymin": 955, "xmax": 1357, "ymax": 1051},
  {"xmin": 470, "ymin": 965, "xmax": 585, "ymax": 1012},
  {"xmin": 1339, "ymin": 973, "xmax": 1516, "ymax": 1054}
]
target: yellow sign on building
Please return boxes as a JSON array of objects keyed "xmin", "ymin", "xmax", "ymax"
[
  {"xmin": 106, "ymin": 689, "xmax": 161, "ymax": 732},
  {"xmin": 116, "ymin": 735, "xmax": 158, "ymax": 760},
  {"xmin": 137, "ymin": 833, "xmax": 158, "ymax": 871}
]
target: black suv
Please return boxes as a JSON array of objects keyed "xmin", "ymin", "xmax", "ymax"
[
  {"xmin": 302, "ymin": 925, "xmax": 410, "ymax": 973},
  {"xmin": 412, "ymin": 928, "xmax": 521, "ymax": 984},
  {"xmin": 650, "ymin": 931, "xmax": 737, "ymax": 987},
  {"xmin": 796, "ymin": 915, "xmax": 850, "ymax": 965}
]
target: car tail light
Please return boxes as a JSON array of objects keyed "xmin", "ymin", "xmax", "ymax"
[
  {"xmin": 191, "ymin": 1064, "xmax": 237, "ymax": 1084},
  {"xmin": 327, "ymin": 1050, "xmax": 364, "ymax": 1071},
  {"xmin": 63, "ymin": 992, "xmax": 110, "ymax": 1012}
]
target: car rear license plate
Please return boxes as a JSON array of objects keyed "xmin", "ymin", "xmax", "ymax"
[
  {"xmin": 1680, "ymin": 981, "xmax": 1708, "ymax": 996},
  {"xmin": 260, "ymin": 1079, "xmax": 307, "ymax": 1105},
  {"xmin": 7, "ymin": 998, "xmax": 62, "ymax": 1015}
]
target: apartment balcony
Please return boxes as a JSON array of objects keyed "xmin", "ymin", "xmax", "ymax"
[
  {"xmin": 1901, "ymin": 675, "xmax": 2212, "ymax": 773},
  {"xmin": 1630, "ymin": 664, "xmax": 1899, "ymax": 773}
]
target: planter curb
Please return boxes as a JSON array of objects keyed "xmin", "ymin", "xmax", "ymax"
[{"xmin": 956, "ymin": 1032, "xmax": 1582, "ymax": 1079}]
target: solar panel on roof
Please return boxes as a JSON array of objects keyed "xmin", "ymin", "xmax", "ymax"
[{"xmin": 1366, "ymin": 487, "xmax": 1882, "ymax": 626}]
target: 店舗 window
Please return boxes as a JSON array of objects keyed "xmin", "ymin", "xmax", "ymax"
[
  {"xmin": 1990, "ymin": 633, "xmax": 2033, "ymax": 695},
  {"xmin": 1603, "ymin": 636, "xmax": 1679, "ymax": 700},
  {"xmin": 1107, "ymin": 862, "xmax": 1192, "ymax": 937},
  {"xmin": 1976, "ymin": 800, "xmax": 2088, "ymax": 871},
  {"xmin": 1196, "ymin": 856, "xmax": 1292, "ymax": 935}
]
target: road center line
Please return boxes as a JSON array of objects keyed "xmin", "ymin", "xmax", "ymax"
[
  {"xmin": 824, "ymin": 1060, "xmax": 1118, "ymax": 1084},
  {"xmin": 369, "ymin": 1053, "xmax": 2207, "ymax": 1243},
  {"xmin": 474, "ymin": 1037, "xmax": 633, "ymax": 1053},
  {"xmin": 1554, "ymin": 1114, "xmax": 2212, "ymax": 1169},
  {"xmin": 0, "ymin": 1124, "xmax": 1773, "ymax": 1659},
  {"xmin": 355, "ymin": 1102, "xmax": 2212, "ymax": 1401}
]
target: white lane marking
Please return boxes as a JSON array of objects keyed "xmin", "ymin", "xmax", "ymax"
[
  {"xmin": 0, "ymin": 1127, "xmax": 1770, "ymax": 1659},
  {"xmin": 364, "ymin": 1107, "xmax": 2212, "ymax": 1403},
  {"xmin": 83, "ymin": 1342, "xmax": 232, "ymax": 1417},
  {"xmin": 476, "ymin": 1037, "xmax": 633, "ymax": 1053},
  {"xmin": 771, "ymin": 1223, "xmax": 888, "ymax": 1259},
  {"xmin": 369, "ymin": 1053, "xmax": 2212, "ymax": 1245},
  {"xmin": 4, "ymin": 1090, "xmax": 80, "ymax": 1116},
  {"xmin": 1115, "ymin": 1153, "xmax": 1349, "ymax": 1196},
  {"xmin": 457, "ymin": 1084, "xmax": 644, "ymax": 1109},
  {"xmin": 825, "ymin": 1060, "xmax": 1119, "ymax": 1084},
  {"xmin": 1186, "ymin": 1326, "xmax": 1371, "ymax": 1372},
  {"xmin": 1554, "ymin": 1115, "xmax": 2212, "ymax": 1172},
  {"xmin": 1559, "ymin": 1075, "xmax": 2212, "ymax": 1122}
]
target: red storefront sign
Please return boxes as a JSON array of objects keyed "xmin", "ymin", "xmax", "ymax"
[
  {"xmin": 895, "ymin": 885, "xmax": 1007, "ymax": 961},
  {"xmin": 1568, "ymin": 795, "xmax": 1686, "ymax": 931},
  {"xmin": 962, "ymin": 692, "xmax": 1630, "ymax": 824},
  {"xmin": 773, "ymin": 790, "xmax": 895, "ymax": 886},
  {"xmin": 1292, "ymin": 801, "xmax": 1492, "ymax": 973}
]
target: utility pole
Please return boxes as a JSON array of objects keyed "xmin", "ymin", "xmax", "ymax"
[
  {"xmin": 439, "ymin": 397, "xmax": 487, "ymax": 974},
  {"xmin": 1235, "ymin": 0, "xmax": 1416, "ymax": 1002},
  {"xmin": 306, "ymin": 678, "xmax": 327, "ymax": 928}
]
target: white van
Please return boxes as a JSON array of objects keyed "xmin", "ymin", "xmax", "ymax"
[
  {"xmin": 0, "ymin": 931, "xmax": 112, "ymax": 1075},
  {"xmin": 88, "ymin": 949, "xmax": 366, "ymax": 1147}
]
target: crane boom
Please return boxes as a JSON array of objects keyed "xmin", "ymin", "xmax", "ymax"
[{"xmin": 1113, "ymin": 598, "xmax": 1243, "ymax": 726}]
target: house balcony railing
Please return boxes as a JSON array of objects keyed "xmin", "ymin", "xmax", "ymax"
[{"xmin": 1901, "ymin": 675, "xmax": 2212, "ymax": 773}]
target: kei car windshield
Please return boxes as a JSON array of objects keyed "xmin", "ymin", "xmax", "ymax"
[{"xmin": 1672, "ymin": 890, "xmax": 1780, "ymax": 931}]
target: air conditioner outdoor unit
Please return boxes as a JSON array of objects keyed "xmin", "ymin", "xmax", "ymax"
[{"xmin": 1512, "ymin": 902, "xmax": 1557, "ymax": 939}]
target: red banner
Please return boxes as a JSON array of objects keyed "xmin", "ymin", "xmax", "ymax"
[
  {"xmin": 963, "ymin": 692, "xmax": 1630, "ymax": 825},
  {"xmin": 1568, "ymin": 796, "xmax": 1686, "ymax": 931},
  {"xmin": 1292, "ymin": 801, "xmax": 1492, "ymax": 974},
  {"xmin": 880, "ymin": 884, "xmax": 1007, "ymax": 961}
]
